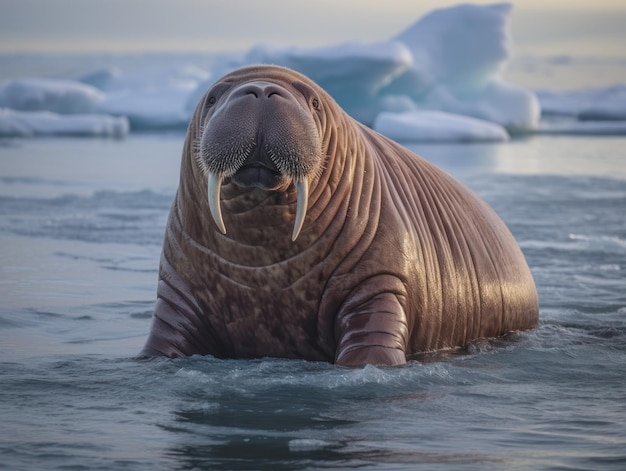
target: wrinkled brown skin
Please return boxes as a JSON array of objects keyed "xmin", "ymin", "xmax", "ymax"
[{"xmin": 140, "ymin": 65, "xmax": 539, "ymax": 366}]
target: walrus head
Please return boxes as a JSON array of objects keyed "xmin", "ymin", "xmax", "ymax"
[{"xmin": 195, "ymin": 67, "xmax": 326, "ymax": 241}]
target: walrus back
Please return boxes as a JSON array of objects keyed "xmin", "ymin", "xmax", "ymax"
[{"xmin": 363, "ymin": 127, "xmax": 539, "ymax": 353}]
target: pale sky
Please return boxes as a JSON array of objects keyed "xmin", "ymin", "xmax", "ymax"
[{"xmin": 1, "ymin": 0, "xmax": 625, "ymax": 57}]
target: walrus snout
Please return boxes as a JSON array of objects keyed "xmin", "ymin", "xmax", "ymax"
[
  {"xmin": 200, "ymin": 79, "xmax": 323, "ymax": 176},
  {"xmin": 198, "ymin": 78, "xmax": 324, "ymax": 241}
]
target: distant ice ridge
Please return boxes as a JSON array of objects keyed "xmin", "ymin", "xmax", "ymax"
[
  {"xmin": 0, "ymin": 77, "xmax": 128, "ymax": 137},
  {"xmin": 0, "ymin": 3, "xmax": 624, "ymax": 140},
  {"xmin": 536, "ymin": 84, "xmax": 626, "ymax": 121},
  {"xmin": 0, "ymin": 78, "xmax": 105, "ymax": 114},
  {"xmin": 0, "ymin": 108, "xmax": 129, "ymax": 138}
]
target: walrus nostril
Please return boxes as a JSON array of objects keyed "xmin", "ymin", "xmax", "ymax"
[
  {"xmin": 231, "ymin": 83, "xmax": 262, "ymax": 99},
  {"xmin": 232, "ymin": 82, "xmax": 289, "ymax": 101},
  {"xmin": 264, "ymin": 85, "xmax": 286, "ymax": 99}
]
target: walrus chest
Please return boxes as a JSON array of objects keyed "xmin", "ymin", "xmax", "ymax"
[{"xmin": 188, "ymin": 266, "xmax": 333, "ymax": 361}]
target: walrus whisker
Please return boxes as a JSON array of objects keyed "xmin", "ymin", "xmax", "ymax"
[
  {"xmin": 207, "ymin": 172, "xmax": 227, "ymax": 234},
  {"xmin": 292, "ymin": 179, "xmax": 309, "ymax": 242}
]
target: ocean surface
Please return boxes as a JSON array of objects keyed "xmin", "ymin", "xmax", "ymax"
[{"xmin": 1, "ymin": 54, "xmax": 626, "ymax": 470}]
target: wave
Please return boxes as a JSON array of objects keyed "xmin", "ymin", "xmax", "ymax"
[{"xmin": 0, "ymin": 189, "xmax": 172, "ymax": 245}]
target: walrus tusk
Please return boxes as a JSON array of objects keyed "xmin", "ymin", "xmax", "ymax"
[
  {"xmin": 292, "ymin": 179, "xmax": 309, "ymax": 241},
  {"xmin": 207, "ymin": 172, "xmax": 227, "ymax": 234},
  {"xmin": 208, "ymin": 172, "xmax": 307, "ymax": 240}
]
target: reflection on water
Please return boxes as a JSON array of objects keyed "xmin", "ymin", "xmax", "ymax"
[
  {"xmin": 411, "ymin": 136, "xmax": 626, "ymax": 179},
  {"xmin": 159, "ymin": 357, "xmax": 507, "ymax": 470}
]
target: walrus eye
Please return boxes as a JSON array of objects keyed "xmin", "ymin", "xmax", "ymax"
[
  {"xmin": 311, "ymin": 98, "xmax": 320, "ymax": 110},
  {"xmin": 207, "ymin": 96, "xmax": 216, "ymax": 107}
]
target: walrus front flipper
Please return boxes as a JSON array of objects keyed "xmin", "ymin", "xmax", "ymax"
[
  {"xmin": 334, "ymin": 284, "xmax": 409, "ymax": 367},
  {"xmin": 140, "ymin": 297, "xmax": 197, "ymax": 358},
  {"xmin": 140, "ymin": 256, "xmax": 226, "ymax": 358}
]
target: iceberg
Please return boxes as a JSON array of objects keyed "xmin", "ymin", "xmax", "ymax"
[
  {"xmin": 96, "ymin": 84, "xmax": 195, "ymax": 130},
  {"xmin": 88, "ymin": 64, "xmax": 211, "ymax": 130},
  {"xmin": 394, "ymin": 3, "xmax": 510, "ymax": 93},
  {"xmin": 79, "ymin": 64, "xmax": 210, "ymax": 92},
  {"xmin": 193, "ymin": 41, "xmax": 413, "ymax": 124},
  {"xmin": 200, "ymin": 2, "xmax": 539, "ymax": 137},
  {"xmin": 373, "ymin": 110, "xmax": 510, "ymax": 143},
  {"xmin": 386, "ymin": 2, "xmax": 540, "ymax": 132},
  {"xmin": 0, "ymin": 108, "xmax": 129, "ymax": 138}
]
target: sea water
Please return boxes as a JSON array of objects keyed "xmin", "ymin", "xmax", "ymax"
[
  {"xmin": 1, "ymin": 51, "xmax": 626, "ymax": 469},
  {"xmin": 1, "ymin": 132, "xmax": 625, "ymax": 470}
]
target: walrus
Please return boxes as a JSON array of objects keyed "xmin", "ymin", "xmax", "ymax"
[{"xmin": 141, "ymin": 65, "xmax": 538, "ymax": 366}]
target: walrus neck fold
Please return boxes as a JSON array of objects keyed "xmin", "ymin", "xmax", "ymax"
[{"xmin": 207, "ymin": 171, "xmax": 309, "ymax": 242}]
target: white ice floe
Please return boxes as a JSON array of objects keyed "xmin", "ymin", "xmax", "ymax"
[
  {"xmin": 0, "ymin": 108, "xmax": 129, "ymax": 138},
  {"xmin": 0, "ymin": 78, "xmax": 104, "ymax": 114},
  {"xmin": 373, "ymin": 110, "xmax": 510, "ymax": 142}
]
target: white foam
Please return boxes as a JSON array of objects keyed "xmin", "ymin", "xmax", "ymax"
[{"xmin": 288, "ymin": 439, "xmax": 333, "ymax": 452}]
